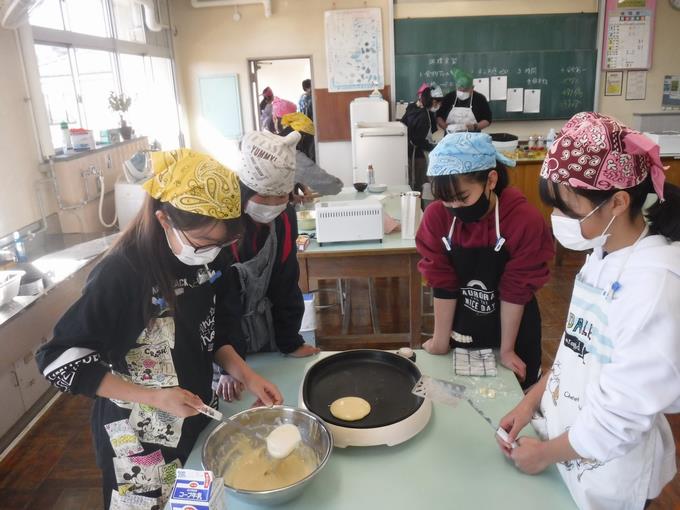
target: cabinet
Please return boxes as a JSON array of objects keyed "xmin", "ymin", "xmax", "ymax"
[
  {"xmin": 14, "ymin": 342, "xmax": 51, "ymax": 410},
  {"xmin": 0, "ymin": 370, "xmax": 25, "ymax": 438},
  {"xmin": 0, "ymin": 257, "xmax": 95, "ymax": 442}
]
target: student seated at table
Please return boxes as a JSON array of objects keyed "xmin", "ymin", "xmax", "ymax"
[
  {"xmin": 415, "ymin": 132, "xmax": 554, "ymax": 389},
  {"xmin": 497, "ymin": 112, "xmax": 680, "ymax": 510},
  {"xmin": 36, "ymin": 149, "xmax": 282, "ymax": 508},
  {"xmin": 215, "ymin": 130, "xmax": 320, "ymax": 402}
]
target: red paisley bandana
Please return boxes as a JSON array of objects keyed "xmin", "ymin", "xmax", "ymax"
[{"xmin": 540, "ymin": 112, "xmax": 668, "ymax": 200}]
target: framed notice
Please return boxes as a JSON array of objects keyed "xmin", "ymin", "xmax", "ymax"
[
  {"xmin": 605, "ymin": 71, "xmax": 623, "ymax": 95},
  {"xmin": 602, "ymin": 0, "xmax": 656, "ymax": 70},
  {"xmin": 662, "ymin": 75, "xmax": 680, "ymax": 109}
]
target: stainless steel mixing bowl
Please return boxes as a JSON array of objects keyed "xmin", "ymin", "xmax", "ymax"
[{"xmin": 202, "ymin": 405, "xmax": 333, "ymax": 506}]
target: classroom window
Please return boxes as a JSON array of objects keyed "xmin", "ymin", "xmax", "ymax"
[
  {"xmin": 29, "ymin": 0, "xmax": 110, "ymax": 37},
  {"xmin": 29, "ymin": 0, "xmax": 181, "ymax": 151},
  {"xmin": 111, "ymin": 0, "xmax": 146, "ymax": 43},
  {"xmin": 28, "ymin": 0, "xmax": 65, "ymax": 31},
  {"xmin": 72, "ymin": 49, "xmax": 119, "ymax": 137},
  {"xmin": 119, "ymin": 54, "xmax": 180, "ymax": 150},
  {"xmin": 34, "ymin": 44, "xmax": 81, "ymax": 148}
]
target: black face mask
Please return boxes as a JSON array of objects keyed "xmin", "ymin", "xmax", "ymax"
[{"xmin": 447, "ymin": 189, "xmax": 491, "ymax": 223}]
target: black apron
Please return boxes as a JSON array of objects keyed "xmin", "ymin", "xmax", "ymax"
[{"xmin": 444, "ymin": 200, "xmax": 542, "ymax": 388}]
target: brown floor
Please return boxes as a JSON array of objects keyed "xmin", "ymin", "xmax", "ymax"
[{"xmin": 0, "ymin": 254, "xmax": 679, "ymax": 509}]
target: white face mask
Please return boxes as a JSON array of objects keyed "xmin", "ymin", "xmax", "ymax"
[
  {"xmin": 551, "ymin": 201, "xmax": 616, "ymax": 252},
  {"xmin": 456, "ymin": 90, "xmax": 471, "ymax": 101},
  {"xmin": 245, "ymin": 200, "xmax": 286, "ymax": 224},
  {"xmin": 166, "ymin": 227, "xmax": 223, "ymax": 266},
  {"xmin": 430, "ymin": 105, "xmax": 440, "ymax": 112}
]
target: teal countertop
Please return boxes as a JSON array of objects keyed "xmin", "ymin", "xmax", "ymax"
[{"xmin": 172, "ymin": 351, "xmax": 575, "ymax": 510}]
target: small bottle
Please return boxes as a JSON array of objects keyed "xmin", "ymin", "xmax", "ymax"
[
  {"xmin": 367, "ymin": 164, "xmax": 375, "ymax": 185},
  {"xmin": 546, "ymin": 128, "xmax": 556, "ymax": 150},
  {"xmin": 60, "ymin": 121, "xmax": 72, "ymax": 150}
]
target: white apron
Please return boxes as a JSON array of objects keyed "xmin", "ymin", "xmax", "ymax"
[
  {"xmin": 446, "ymin": 94, "xmax": 477, "ymax": 133},
  {"xmin": 533, "ymin": 229, "xmax": 672, "ymax": 510}
]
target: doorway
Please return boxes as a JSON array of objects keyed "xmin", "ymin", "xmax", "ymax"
[{"xmin": 248, "ymin": 56, "xmax": 314, "ymax": 133}]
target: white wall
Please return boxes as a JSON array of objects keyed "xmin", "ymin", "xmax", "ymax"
[
  {"xmin": 598, "ymin": 0, "xmax": 680, "ymax": 127},
  {"xmin": 394, "ymin": 0, "xmax": 680, "ymax": 137},
  {"xmin": 170, "ymin": 0, "xmax": 391, "ymax": 177},
  {"xmin": 318, "ymin": 142, "xmax": 353, "ymax": 185},
  {"xmin": 0, "ymin": 28, "xmax": 43, "ymax": 238},
  {"xmin": 171, "ymin": 0, "xmax": 680, "ymax": 184}
]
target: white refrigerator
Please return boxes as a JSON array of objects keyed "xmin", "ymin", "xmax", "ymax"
[
  {"xmin": 353, "ymin": 122, "xmax": 409, "ymax": 186},
  {"xmin": 349, "ymin": 97, "xmax": 408, "ymax": 186}
]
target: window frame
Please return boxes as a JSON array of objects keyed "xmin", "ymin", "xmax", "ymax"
[{"xmin": 28, "ymin": 0, "xmax": 182, "ymax": 152}]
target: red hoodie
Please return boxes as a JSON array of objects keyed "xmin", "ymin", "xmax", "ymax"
[{"xmin": 416, "ymin": 187, "xmax": 555, "ymax": 305}]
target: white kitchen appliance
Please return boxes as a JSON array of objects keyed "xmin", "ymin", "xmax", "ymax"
[
  {"xmin": 298, "ymin": 351, "xmax": 433, "ymax": 448},
  {"xmin": 644, "ymin": 131, "xmax": 680, "ymax": 155},
  {"xmin": 114, "ymin": 151, "xmax": 152, "ymax": 229},
  {"xmin": 314, "ymin": 200, "xmax": 383, "ymax": 246},
  {"xmin": 354, "ymin": 122, "xmax": 409, "ymax": 185}
]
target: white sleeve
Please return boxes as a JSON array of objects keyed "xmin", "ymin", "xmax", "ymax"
[{"xmin": 568, "ymin": 271, "xmax": 680, "ymax": 462}]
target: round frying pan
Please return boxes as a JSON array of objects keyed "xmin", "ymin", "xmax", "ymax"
[{"xmin": 302, "ymin": 350, "xmax": 425, "ymax": 429}]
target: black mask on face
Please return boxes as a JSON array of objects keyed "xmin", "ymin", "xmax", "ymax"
[{"xmin": 447, "ymin": 188, "xmax": 491, "ymax": 223}]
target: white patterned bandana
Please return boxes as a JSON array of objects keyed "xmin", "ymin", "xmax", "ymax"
[
  {"xmin": 239, "ymin": 130, "xmax": 301, "ymax": 196},
  {"xmin": 427, "ymin": 132, "xmax": 516, "ymax": 177}
]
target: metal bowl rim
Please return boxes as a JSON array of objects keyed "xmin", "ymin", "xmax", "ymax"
[{"xmin": 201, "ymin": 405, "xmax": 334, "ymax": 496}]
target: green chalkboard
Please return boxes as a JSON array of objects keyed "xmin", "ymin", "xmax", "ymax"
[{"xmin": 395, "ymin": 14, "xmax": 598, "ymax": 121}]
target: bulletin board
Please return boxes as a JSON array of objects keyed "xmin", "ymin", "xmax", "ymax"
[
  {"xmin": 325, "ymin": 8, "xmax": 385, "ymax": 93},
  {"xmin": 602, "ymin": 0, "xmax": 657, "ymax": 70},
  {"xmin": 198, "ymin": 74, "xmax": 243, "ymax": 139}
]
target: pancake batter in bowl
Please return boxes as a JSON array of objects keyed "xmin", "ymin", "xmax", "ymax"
[{"xmin": 223, "ymin": 438, "xmax": 318, "ymax": 491}]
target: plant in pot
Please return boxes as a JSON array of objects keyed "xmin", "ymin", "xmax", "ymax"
[{"xmin": 108, "ymin": 91, "xmax": 133, "ymax": 140}]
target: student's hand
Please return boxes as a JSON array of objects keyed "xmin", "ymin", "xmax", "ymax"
[
  {"xmin": 500, "ymin": 349, "xmax": 527, "ymax": 382},
  {"xmin": 497, "ymin": 400, "xmax": 535, "ymax": 457},
  {"xmin": 215, "ymin": 374, "xmax": 244, "ymax": 402},
  {"xmin": 510, "ymin": 437, "xmax": 550, "ymax": 475},
  {"xmin": 290, "ymin": 183, "xmax": 319, "ymax": 205},
  {"xmin": 244, "ymin": 371, "xmax": 283, "ymax": 407},
  {"xmin": 288, "ymin": 343, "xmax": 321, "ymax": 358},
  {"xmin": 150, "ymin": 387, "xmax": 202, "ymax": 418},
  {"xmin": 422, "ymin": 337, "xmax": 450, "ymax": 355}
]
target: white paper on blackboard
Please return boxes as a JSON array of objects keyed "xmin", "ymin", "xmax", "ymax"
[
  {"xmin": 473, "ymin": 78, "xmax": 490, "ymax": 101},
  {"xmin": 506, "ymin": 88, "xmax": 524, "ymax": 112},
  {"xmin": 490, "ymin": 76, "xmax": 507, "ymax": 101},
  {"xmin": 523, "ymin": 89, "xmax": 541, "ymax": 113}
]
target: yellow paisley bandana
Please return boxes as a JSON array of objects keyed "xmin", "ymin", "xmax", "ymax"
[
  {"xmin": 281, "ymin": 112, "xmax": 315, "ymax": 135},
  {"xmin": 143, "ymin": 149, "xmax": 241, "ymax": 220}
]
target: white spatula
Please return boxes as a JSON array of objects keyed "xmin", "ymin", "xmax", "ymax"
[{"xmin": 196, "ymin": 404, "xmax": 302, "ymax": 459}]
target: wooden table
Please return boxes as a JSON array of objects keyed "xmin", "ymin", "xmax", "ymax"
[{"xmin": 297, "ymin": 186, "xmax": 422, "ymax": 349}]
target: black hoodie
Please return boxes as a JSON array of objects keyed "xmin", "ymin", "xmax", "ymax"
[{"xmin": 401, "ymin": 102, "xmax": 437, "ymax": 159}]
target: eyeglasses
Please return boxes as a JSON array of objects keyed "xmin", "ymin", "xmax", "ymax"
[{"xmin": 176, "ymin": 229, "xmax": 241, "ymax": 255}]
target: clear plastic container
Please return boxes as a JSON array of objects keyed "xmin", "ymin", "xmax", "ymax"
[{"xmin": 0, "ymin": 270, "xmax": 25, "ymax": 307}]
